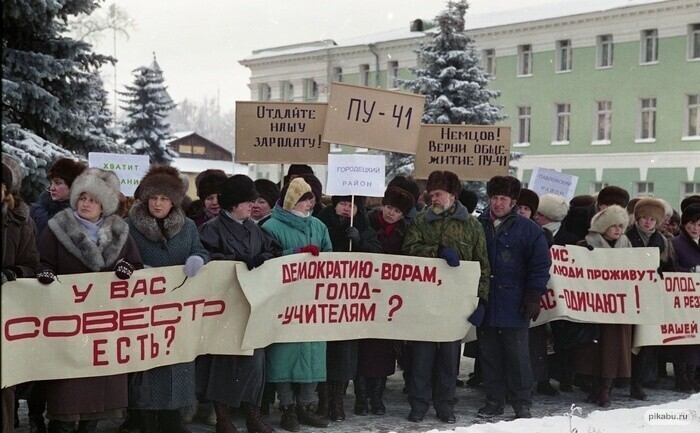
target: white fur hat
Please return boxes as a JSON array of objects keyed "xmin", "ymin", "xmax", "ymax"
[
  {"xmin": 70, "ymin": 168, "xmax": 121, "ymax": 216},
  {"xmin": 538, "ymin": 193, "xmax": 570, "ymax": 222},
  {"xmin": 589, "ymin": 205, "xmax": 628, "ymax": 234}
]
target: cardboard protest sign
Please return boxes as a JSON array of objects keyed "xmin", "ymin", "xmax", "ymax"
[
  {"xmin": 236, "ymin": 252, "xmax": 481, "ymax": 350},
  {"xmin": 88, "ymin": 152, "xmax": 150, "ymax": 196},
  {"xmin": 529, "ymin": 167, "xmax": 579, "ymax": 202},
  {"xmin": 413, "ymin": 124, "xmax": 511, "ymax": 180},
  {"xmin": 323, "ymin": 83, "xmax": 424, "ymax": 154},
  {"xmin": 326, "ymin": 154, "xmax": 386, "ymax": 197},
  {"xmin": 235, "ymin": 101, "xmax": 329, "ymax": 164},
  {"xmin": 633, "ymin": 272, "xmax": 700, "ymax": 349},
  {"xmin": 1, "ymin": 263, "xmax": 252, "ymax": 388}
]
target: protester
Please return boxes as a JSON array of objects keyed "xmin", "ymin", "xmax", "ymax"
[
  {"xmin": 252, "ymin": 179, "xmax": 280, "ymax": 225},
  {"xmin": 660, "ymin": 209, "xmax": 681, "ymax": 239},
  {"xmin": 402, "ymin": 170, "xmax": 490, "ymax": 423},
  {"xmin": 296, "ymin": 173, "xmax": 325, "ymax": 217},
  {"xmin": 387, "ymin": 175, "xmax": 422, "ymax": 223},
  {"xmin": 564, "ymin": 186, "xmax": 629, "ymax": 240},
  {"xmin": 458, "ymin": 189, "xmax": 479, "ymax": 214},
  {"xmin": 282, "ymin": 164, "xmax": 314, "ymax": 187},
  {"xmin": 188, "ymin": 169, "xmax": 227, "ymax": 228},
  {"xmin": 36, "ymin": 168, "xmax": 142, "ymax": 433},
  {"xmin": 261, "ymin": 177, "xmax": 332, "ymax": 432},
  {"xmin": 125, "ymin": 165, "xmax": 210, "ymax": 433},
  {"xmin": 30, "ymin": 158, "xmax": 86, "ymax": 236}
]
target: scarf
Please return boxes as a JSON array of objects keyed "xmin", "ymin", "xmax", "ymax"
[
  {"xmin": 544, "ymin": 221, "xmax": 562, "ymax": 236},
  {"xmin": 73, "ymin": 210, "xmax": 104, "ymax": 244},
  {"xmin": 634, "ymin": 221, "xmax": 655, "ymax": 246},
  {"xmin": 584, "ymin": 232, "xmax": 632, "ymax": 249},
  {"xmin": 377, "ymin": 212, "xmax": 396, "ymax": 236}
]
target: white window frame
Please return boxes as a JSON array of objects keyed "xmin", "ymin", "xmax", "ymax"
[
  {"xmin": 387, "ymin": 61, "xmax": 399, "ymax": 88},
  {"xmin": 515, "ymin": 106, "xmax": 531, "ymax": 147},
  {"xmin": 636, "ymin": 182, "xmax": 655, "ymax": 197},
  {"xmin": 597, "ymin": 35, "xmax": 614, "ymax": 68},
  {"xmin": 257, "ymin": 83, "xmax": 271, "ymax": 101},
  {"xmin": 685, "ymin": 94, "xmax": 700, "ymax": 139},
  {"xmin": 517, "ymin": 44, "xmax": 532, "ymax": 76},
  {"xmin": 637, "ymin": 97, "xmax": 657, "ymax": 142},
  {"xmin": 281, "ymin": 81, "xmax": 294, "ymax": 101},
  {"xmin": 332, "ymin": 67, "xmax": 343, "ymax": 83},
  {"xmin": 593, "ymin": 100, "xmax": 612, "ymax": 145},
  {"xmin": 359, "ymin": 64, "xmax": 370, "ymax": 86},
  {"xmin": 688, "ymin": 23, "xmax": 700, "ymax": 60},
  {"xmin": 483, "ymin": 49, "xmax": 496, "ymax": 77},
  {"xmin": 552, "ymin": 103, "xmax": 571, "ymax": 145},
  {"xmin": 641, "ymin": 29, "xmax": 659, "ymax": 64},
  {"xmin": 556, "ymin": 39, "xmax": 572, "ymax": 72}
]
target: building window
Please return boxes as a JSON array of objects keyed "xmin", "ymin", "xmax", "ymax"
[
  {"xmin": 689, "ymin": 23, "xmax": 700, "ymax": 59},
  {"xmin": 304, "ymin": 79, "xmax": 318, "ymax": 100},
  {"xmin": 595, "ymin": 100, "xmax": 612, "ymax": 143},
  {"xmin": 359, "ymin": 64, "xmax": 370, "ymax": 86},
  {"xmin": 592, "ymin": 182, "xmax": 608, "ymax": 193},
  {"xmin": 516, "ymin": 106, "xmax": 531, "ymax": 146},
  {"xmin": 330, "ymin": 143, "xmax": 342, "ymax": 153},
  {"xmin": 483, "ymin": 49, "xmax": 496, "ymax": 76},
  {"xmin": 517, "ymin": 44, "xmax": 532, "ymax": 76},
  {"xmin": 638, "ymin": 97, "xmax": 657, "ymax": 140},
  {"xmin": 332, "ymin": 67, "xmax": 343, "ymax": 83},
  {"xmin": 597, "ymin": 35, "xmax": 614, "ymax": 68},
  {"xmin": 636, "ymin": 182, "xmax": 655, "ymax": 197},
  {"xmin": 258, "ymin": 83, "xmax": 271, "ymax": 101},
  {"xmin": 281, "ymin": 81, "xmax": 294, "ymax": 101},
  {"xmin": 192, "ymin": 145, "xmax": 205, "ymax": 155},
  {"xmin": 387, "ymin": 61, "xmax": 399, "ymax": 88},
  {"xmin": 684, "ymin": 182, "xmax": 700, "ymax": 198},
  {"xmin": 178, "ymin": 144, "xmax": 192, "ymax": 154},
  {"xmin": 556, "ymin": 40, "xmax": 572, "ymax": 72},
  {"xmin": 554, "ymin": 103, "xmax": 571, "ymax": 144},
  {"xmin": 687, "ymin": 94, "xmax": 700, "ymax": 137},
  {"xmin": 641, "ymin": 29, "xmax": 658, "ymax": 64}
]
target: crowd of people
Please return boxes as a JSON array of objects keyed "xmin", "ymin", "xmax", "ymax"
[{"xmin": 2, "ymin": 155, "xmax": 698, "ymax": 433}]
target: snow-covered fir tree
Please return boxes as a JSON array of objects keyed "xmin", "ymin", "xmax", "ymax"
[
  {"xmin": 120, "ymin": 56, "xmax": 178, "ymax": 164},
  {"xmin": 2, "ymin": 0, "xmax": 122, "ymax": 199}
]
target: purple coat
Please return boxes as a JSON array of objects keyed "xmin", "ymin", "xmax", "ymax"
[{"xmin": 671, "ymin": 229, "xmax": 700, "ymax": 272}]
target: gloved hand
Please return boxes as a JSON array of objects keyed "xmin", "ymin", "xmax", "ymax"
[
  {"xmin": 438, "ymin": 246, "xmax": 460, "ymax": 267},
  {"xmin": 184, "ymin": 255, "xmax": 205, "ymax": 277},
  {"xmin": 37, "ymin": 269, "xmax": 56, "ymax": 285},
  {"xmin": 657, "ymin": 266, "xmax": 664, "ymax": 279},
  {"xmin": 586, "ymin": 244, "xmax": 594, "ymax": 251},
  {"xmin": 468, "ymin": 299, "xmax": 487, "ymax": 327},
  {"xmin": 115, "ymin": 260, "xmax": 135, "ymax": 280},
  {"xmin": 346, "ymin": 227, "xmax": 361, "ymax": 243},
  {"xmin": 2, "ymin": 268, "xmax": 17, "ymax": 284},
  {"xmin": 252, "ymin": 254, "xmax": 268, "ymax": 268},
  {"xmin": 293, "ymin": 244, "xmax": 320, "ymax": 256},
  {"xmin": 520, "ymin": 289, "xmax": 543, "ymax": 321},
  {"xmin": 234, "ymin": 254, "xmax": 256, "ymax": 271}
]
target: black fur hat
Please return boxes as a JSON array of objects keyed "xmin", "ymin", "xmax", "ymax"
[
  {"xmin": 387, "ymin": 175, "xmax": 421, "ymax": 203},
  {"xmin": 254, "ymin": 178, "xmax": 280, "ymax": 207},
  {"xmin": 426, "ymin": 170, "xmax": 461, "ymax": 197},
  {"xmin": 680, "ymin": 195, "xmax": 700, "ymax": 213},
  {"xmin": 332, "ymin": 195, "xmax": 366, "ymax": 211},
  {"xmin": 136, "ymin": 164, "xmax": 185, "ymax": 207},
  {"xmin": 487, "ymin": 175, "xmax": 521, "ymax": 199},
  {"xmin": 517, "ymin": 188, "xmax": 539, "ymax": 216},
  {"xmin": 597, "ymin": 185, "xmax": 630, "ymax": 208},
  {"xmin": 219, "ymin": 174, "xmax": 258, "ymax": 210},
  {"xmin": 382, "ymin": 186, "xmax": 415, "ymax": 215},
  {"xmin": 47, "ymin": 158, "xmax": 87, "ymax": 187},
  {"xmin": 681, "ymin": 203, "xmax": 700, "ymax": 225},
  {"xmin": 196, "ymin": 169, "xmax": 228, "ymax": 200}
]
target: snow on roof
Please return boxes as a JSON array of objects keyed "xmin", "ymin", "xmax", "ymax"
[{"xmin": 171, "ymin": 157, "xmax": 247, "ymax": 176}]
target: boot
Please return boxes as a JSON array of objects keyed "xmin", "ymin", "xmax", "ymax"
[
  {"xmin": 369, "ymin": 378, "xmax": 386, "ymax": 415},
  {"xmin": 296, "ymin": 403, "xmax": 329, "ymax": 428},
  {"xmin": 315, "ymin": 381, "xmax": 329, "ymax": 418},
  {"xmin": 137, "ymin": 410, "xmax": 159, "ymax": 433},
  {"xmin": 279, "ymin": 405, "xmax": 299, "ymax": 432},
  {"xmin": 158, "ymin": 409, "xmax": 190, "ymax": 433},
  {"xmin": 212, "ymin": 401, "xmax": 239, "ymax": 433},
  {"xmin": 585, "ymin": 384, "xmax": 598, "ymax": 404},
  {"xmin": 328, "ymin": 380, "xmax": 345, "ymax": 421},
  {"xmin": 598, "ymin": 378, "xmax": 612, "ymax": 408},
  {"xmin": 353, "ymin": 376, "xmax": 369, "ymax": 416},
  {"xmin": 243, "ymin": 403, "xmax": 275, "ymax": 433},
  {"xmin": 630, "ymin": 381, "xmax": 647, "ymax": 400},
  {"xmin": 674, "ymin": 363, "xmax": 693, "ymax": 392}
]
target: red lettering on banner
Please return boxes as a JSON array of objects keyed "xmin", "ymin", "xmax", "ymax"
[
  {"xmin": 82, "ymin": 310, "xmax": 118, "ymax": 333},
  {"xmin": 93, "ymin": 339, "xmax": 108, "ymax": 366},
  {"xmin": 72, "ymin": 283, "xmax": 93, "ymax": 303},
  {"xmin": 117, "ymin": 337, "xmax": 130, "ymax": 363},
  {"xmin": 541, "ymin": 288, "xmax": 556, "ymax": 310},
  {"xmin": 380, "ymin": 263, "xmax": 436, "ymax": 282},
  {"xmin": 202, "ymin": 300, "xmax": 225, "ymax": 317},
  {"xmin": 4, "ymin": 317, "xmax": 40, "ymax": 341},
  {"xmin": 683, "ymin": 296, "xmax": 700, "ymax": 308},
  {"xmin": 562, "ymin": 289, "xmax": 627, "ymax": 314},
  {"xmin": 665, "ymin": 276, "xmax": 697, "ymax": 292},
  {"xmin": 280, "ymin": 303, "xmax": 376, "ymax": 324},
  {"xmin": 281, "ymin": 260, "xmax": 374, "ymax": 283},
  {"xmin": 183, "ymin": 299, "xmax": 206, "ymax": 320},
  {"xmin": 119, "ymin": 307, "xmax": 149, "ymax": 330},
  {"xmin": 315, "ymin": 282, "xmax": 371, "ymax": 300},
  {"xmin": 109, "ymin": 276, "xmax": 168, "ymax": 299},
  {"xmin": 44, "ymin": 315, "xmax": 80, "ymax": 337},
  {"xmin": 151, "ymin": 303, "xmax": 181, "ymax": 326},
  {"xmin": 550, "ymin": 248, "xmax": 569, "ymax": 262}
]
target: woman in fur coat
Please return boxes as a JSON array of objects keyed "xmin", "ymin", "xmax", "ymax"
[
  {"xmin": 125, "ymin": 165, "xmax": 210, "ymax": 433},
  {"xmin": 36, "ymin": 168, "xmax": 143, "ymax": 433}
]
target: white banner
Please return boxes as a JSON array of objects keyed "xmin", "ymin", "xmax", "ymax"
[
  {"xmin": 88, "ymin": 152, "xmax": 150, "ymax": 196},
  {"xmin": 529, "ymin": 167, "xmax": 578, "ymax": 202},
  {"xmin": 326, "ymin": 154, "xmax": 386, "ymax": 197}
]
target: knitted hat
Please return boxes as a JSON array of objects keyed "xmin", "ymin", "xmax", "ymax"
[
  {"xmin": 517, "ymin": 188, "xmax": 539, "ymax": 215},
  {"xmin": 219, "ymin": 175, "xmax": 258, "ymax": 210},
  {"xmin": 254, "ymin": 179, "xmax": 280, "ymax": 207},
  {"xmin": 680, "ymin": 195, "xmax": 700, "ymax": 212},
  {"xmin": 487, "ymin": 175, "xmax": 521, "ymax": 199},
  {"xmin": 458, "ymin": 189, "xmax": 479, "ymax": 214},
  {"xmin": 681, "ymin": 203, "xmax": 700, "ymax": 225},
  {"xmin": 388, "ymin": 175, "xmax": 421, "ymax": 203},
  {"xmin": 297, "ymin": 173, "xmax": 323, "ymax": 203},
  {"xmin": 634, "ymin": 198, "xmax": 666, "ymax": 227},
  {"xmin": 281, "ymin": 177, "xmax": 313, "ymax": 211},
  {"xmin": 332, "ymin": 195, "xmax": 367, "ymax": 212},
  {"xmin": 382, "ymin": 186, "xmax": 415, "ymax": 215},
  {"xmin": 70, "ymin": 168, "xmax": 121, "ymax": 216},
  {"xmin": 136, "ymin": 164, "xmax": 185, "ymax": 207},
  {"xmin": 589, "ymin": 205, "xmax": 629, "ymax": 234},
  {"xmin": 537, "ymin": 193, "xmax": 569, "ymax": 222},
  {"xmin": 570, "ymin": 194, "xmax": 595, "ymax": 208},
  {"xmin": 47, "ymin": 158, "xmax": 87, "ymax": 187},
  {"xmin": 426, "ymin": 170, "xmax": 461, "ymax": 197},
  {"xmin": 196, "ymin": 169, "xmax": 227, "ymax": 200},
  {"xmin": 597, "ymin": 185, "xmax": 630, "ymax": 208}
]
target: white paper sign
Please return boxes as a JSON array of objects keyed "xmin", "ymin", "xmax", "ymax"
[
  {"xmin": 88, "ymin": 152, "xmax": 150, "ymax": 196},
  {"xmin": 326, "ymin": 154, "xmax": 386, "ymax": 197},
  {"xmin": 529, "ymin": 167, "xmax": 578, "ymax": 201}
]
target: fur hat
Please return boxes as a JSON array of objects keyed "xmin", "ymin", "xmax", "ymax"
[
  {"xmin": 2, "ymin": 154, "xmax": 23, "ymax": 192},
  {"xmin": 382, "ymin": 186, "xmax": 415, "ymax": 215},
  {"xmin": 47, "ymin": 158, "xmax": 87, "ymax": 187},
  {"xmin": 196, "ymin": 169, "xmax": 228, "ymax": 200},
  {"xmin": 283, "ymin": 164, "xmax": 314, "ymax": 185},
  {"xmin": 281, "ymin": 177, "xmax": 313, "ymax": 211},
  {"xmin": 538, "ymin": 193, "xmax": 569, "ymax": 222},
  {"xmin": 179, "ymin": 172, "xmax": 190, "ymax": 193},
  {"xmin": 70, "ymin": 168, "xmax": 121, "ymax": 216},
  {"xmin": 426, "ymin": 170, "xmax": 461, "ymax": 197},
  {"xmin": 517, "ymin": 188, "xmax": 539, "ymax": 216},
  {"xmin": 219, "ymin": 175, "xmax": 258, "ymax": 210},
  {"xmin": 458, "ymin": 189, "xmax": 479, "ymax": 214},
  {"xmin": 332, "ymin": 195, "xmax": 367, "ymax": 212},
  {"xmin": 254, "ymin": 179, "xmax": 280, "ymax": 207},
  {"xmin": 2, "ymin": 161, "xmax": 13, "ymax": 192},
  {"xmin": 487, "ymin": 175, "xmax": 521, "ymax": 199},
  {"xmin": 681, "ymin": 203, "xmax": 700, "ymax": 225},
  {"xmin": 680, "ymin": 195, "xmax": 700, "ymax": 213},
  {"xmin": 634, "ymin": 198, "xmax": 666, "ymax": 226},
  {"xmin": 388, "ymin": 175, "xmax": 421, "ymax": 203},
  {"xmin": 589, "ymin": 205, "xmax": 629, "ymax": 234},
  {"xmin": 136, "ymin": 164, "xmax": 185, "ymax": 207},
  {"xmin": 597, "ymin": 185, "xmax": 630, "ymax": 208},
  {"xmin": 570, "ymin": 194, "xmax": 595, "ymax": 208}
]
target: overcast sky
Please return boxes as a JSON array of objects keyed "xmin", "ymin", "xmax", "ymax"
[{"xmin": 92, "ymin": 0, "xmax": 563, "ymax": 114}]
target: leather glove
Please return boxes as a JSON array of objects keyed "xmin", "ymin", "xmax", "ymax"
[
  {"xmin": 438, "ymin": 246, "xmax": 460, "ymax": 267},
  {"xmin": 293, "ymin": 244, "xmax": 320, "ymax": 256},
  {"xmin": 346, "ymin": 226, "xmax": 361, "ymax": 243},
  {"xmin": 468, "ymin": 299, "xmax": 487, "ymax": 327},
  {"xmin": 657, "ymin": 266, "xmax": 664, "ymax": 279},
  {"xmin": 252, "ymin": 254, "xmax": 268, "ymax": 268},
  {"xmin": 37, "ymin": 269, "xmax": 56, "ymax": 285},
  {"xmin": 115, "ymin": 260, "xmax": 135, "ymax": 280},
  {"xmin": 586, "ymin": 244, "xmax": 594, "ymax": 251},
  {"xmin": 184, "ymin": 255, "xmax": 205, "ymax": 277},
  {"xmin": 2, "ymin": 268, "xmax": 17, "ymax": 284},
  {"xmin": 520, "ymin": 289, "xmax": 543, "ymax": 321}
]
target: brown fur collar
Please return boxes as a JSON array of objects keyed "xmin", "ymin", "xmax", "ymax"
[{"xmin": 127, "ymin": 200, "xmax": 185, "ymax": 242}]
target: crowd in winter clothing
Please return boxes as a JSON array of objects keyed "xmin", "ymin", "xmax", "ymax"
[{"xmin": 2, "ymin": 156, "xmax": 699, "ymax": 433}]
